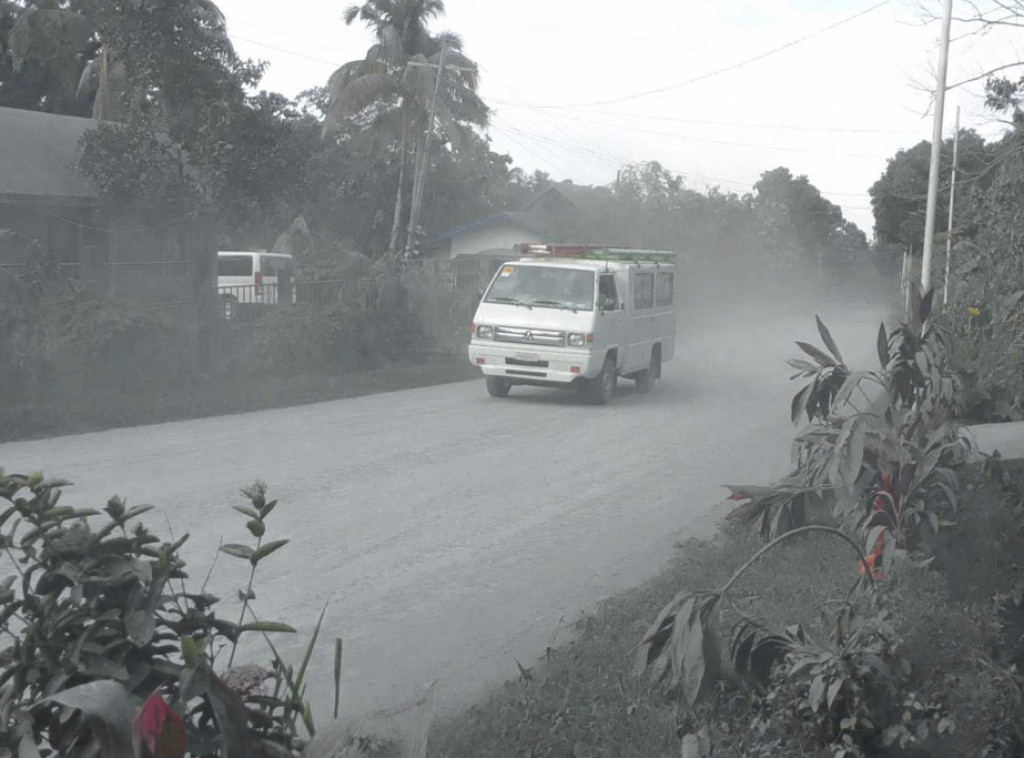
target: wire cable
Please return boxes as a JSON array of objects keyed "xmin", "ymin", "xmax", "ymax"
[{"xmin": 491, "ymin": 0, "xmax": 892, "ymax": 110}]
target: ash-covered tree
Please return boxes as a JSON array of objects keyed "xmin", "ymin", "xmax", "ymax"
[{"xmin": 323, "ymin": 0, "xmax": 489, "ymax": 255}]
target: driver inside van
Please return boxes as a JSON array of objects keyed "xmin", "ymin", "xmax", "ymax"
[{"xmin": 598, "ymin": 276, "xmax": 617, "ymax": 311}]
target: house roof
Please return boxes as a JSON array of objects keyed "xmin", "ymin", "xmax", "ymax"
[
  {"xmin": 520, "ymin": 181, "xmax": 614, "ymax": 216},
  {"xmin": 430, "ymin": 210, "xmax": 544, "ymax": 244},
  {"xmin": 0, "ymin": 106, "xmax": 98, "ymax": 200}
]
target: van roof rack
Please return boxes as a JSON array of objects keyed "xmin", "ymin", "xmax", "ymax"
[{"xmin": 514, "ymin": 243, "xmax": 676, "ymax": 264}]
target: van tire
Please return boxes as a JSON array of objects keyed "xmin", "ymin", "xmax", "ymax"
[
  {"xmin": 585, "ymin": 356, "xmax": 617, "ymax": 405},
  {"xmin": 486, "ymin": 376, "xmax": 512, "ymax": 398},
  {"xmin": 635, "ymin": 350, "xmax": 660, "ymax": 393}
]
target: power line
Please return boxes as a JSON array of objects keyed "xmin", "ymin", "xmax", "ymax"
[
  {"xmin": 492, "ymin": 0, "xmax": 892, "ymax": 110},
  {"xmin": 491, "ymin": 116, "xmax": 609, "ymax": 184},
  {"xmin": 490, "ymin": 120, "xmax": 871, "ymax": 205},
  {"xmin": 226, "ymin": 17, "xmax": 367, "ymax": 55},
  {"xmin": 550, "ymin": 113, "xmax": 886, "ymax": 160},
  {"xmin": 479, "ymin": 62, "xmax": 621, "ymax": 178},
  {"xmin": 492, "ymin": 107, "xmax": 924, "ymax": 136},
  {"xmin": 493, "ymin": 120, "xmax": 614, "ymax": 184},
  {"xmin": 230, "ymin": 34, "xmax": 343, "ymax": 67},
  {"xmin": 488, "ymin": 124, "xmax": 578, "ymax": 180},
  {"xmin": 491, "ymin": 117, "xmax": 623, "ymax": 178}
]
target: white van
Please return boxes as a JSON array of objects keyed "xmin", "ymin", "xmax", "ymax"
[
  {"xmin": 468, "ymin": 244, "xmax": 677, "ymax": 404},
  {"xmin": 217, "ymin": 251, "xmax": 295, "ymax": 319}
]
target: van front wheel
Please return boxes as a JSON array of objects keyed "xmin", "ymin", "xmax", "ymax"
[
  {"xmin": 486, "ymin": 376, "xmax": 512, "ymax": 398},
  {"xmin": 585, "ymin": 357, "xmax": 617, "ymax": 405}
]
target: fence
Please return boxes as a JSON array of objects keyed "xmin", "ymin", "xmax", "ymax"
[
  {"xmin": 217, "ymin": 279, "xmax": 379, "ymax": 323},
  {"xmin": 0, "ymin": 259, "xmax": 198, "ymax": 310}
]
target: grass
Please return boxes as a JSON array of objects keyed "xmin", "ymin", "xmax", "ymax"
[
  {"xmin": 0, "ymin": 354, "xmax": 478, "ymax": 443},
  {"xmin": 428, "ymin": 465, "xmax": 1024, "ymax": 758}
]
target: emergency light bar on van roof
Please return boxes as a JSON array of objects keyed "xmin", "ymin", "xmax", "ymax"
[{"xmin": 514, "ymin": 243, "xmax": 676, "ymax": 264}]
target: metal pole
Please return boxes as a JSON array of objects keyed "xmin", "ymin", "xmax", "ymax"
[
  {"xmin": 943, "ymin": 105, "xmax": 960, "ymax": 307},
  {"xmin": 405, "ymin": 46, "xmax": 448, "ymax": 258},
  {"xmin": 900, "ymin": 246, "xmax": 909, "ymax": 305},
  {"xmin": 921, "ymin": 0, "xmax": 954, "ymax": 294}
]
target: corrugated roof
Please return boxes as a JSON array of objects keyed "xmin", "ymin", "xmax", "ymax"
[{"xmin": 0, "ymin": 106, "xmax": 98, "ymax": 199}]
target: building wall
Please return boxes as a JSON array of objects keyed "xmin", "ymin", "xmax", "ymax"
[{"xmin": 448, "ymin": 221, "xmax": 543, "ymax": 258}]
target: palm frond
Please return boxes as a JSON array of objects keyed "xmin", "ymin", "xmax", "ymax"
[
  {"xmin": 343, "ymin": 4, "xmax": 362, "ymax": 25},
  {"xmin": 337, "ymin": 72, "xmax": 400, "ymax": 115},
  {"xmin": 327, "ymin": 59, "xmax": 391, "ymax": 102},
  {"xmin": 376, "ymin": 25, "xmax": 405, "ymax": 65},
  {"xmin": 431, "ymin": 29, "xmax": 464, "ymax": 53}
]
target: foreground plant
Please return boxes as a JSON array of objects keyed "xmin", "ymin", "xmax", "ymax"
[
  {"xmin": 727, "ymin": 285, "xmax": 968, "ymax": 575},
  {"xmin": 0, "ymin": 471, "xmax": 341, "ymax": 757},
  {"xmin": 635, "ymin": 526, "xmax": 869, "ymax": 702}
]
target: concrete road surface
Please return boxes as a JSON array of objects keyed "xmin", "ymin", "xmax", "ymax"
[{"xmin": 0, "ymin": 302, "xmax": 886, "ymax": 725}]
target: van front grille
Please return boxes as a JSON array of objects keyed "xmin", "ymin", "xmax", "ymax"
[{"xmin": 493, "ymin": 326, "xmax": 565, "ymax": 346}]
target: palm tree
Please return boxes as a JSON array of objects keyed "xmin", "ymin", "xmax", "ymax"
[{"xmin": 324, "ymin": 0, "xmax": 487, "ymax": 255}]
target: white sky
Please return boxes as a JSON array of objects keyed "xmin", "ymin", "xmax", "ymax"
[{"xmin": 214, "ymin": 0, "xmax": 1021, "ymax": 236}]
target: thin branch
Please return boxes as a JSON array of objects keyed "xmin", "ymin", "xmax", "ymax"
[
  {"xmin": 200, "ymin": 536, "xmax": 223, "ymax": 596},
  {"xmin": 947, "ymin": 61, "xmax": 1024, "ymax": 91}
]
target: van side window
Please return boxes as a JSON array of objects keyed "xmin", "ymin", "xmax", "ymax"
[
  {"xmin": 218, "ymin": 255, "xmax": 252, "ymax": 277},
  {"xmin": 598, "ymin": 274, "xmax": 618, "ymax": 311},
  {"xmin": 656, "ymin": 272, "xmax": 674, "ymax": 306},
  {"xmin": 634, "ymin": 272, "xmax": 654, "ymax": 310}
]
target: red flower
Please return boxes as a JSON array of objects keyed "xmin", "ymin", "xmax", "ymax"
[{"xmin": 133, "ymin": 689, "xmax": 188, "ymax": 758}]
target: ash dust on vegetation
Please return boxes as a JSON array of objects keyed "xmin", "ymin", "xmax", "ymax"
[{"xmin": 429, "ymin": 464, "xmax": 1024, "ymax": 758}]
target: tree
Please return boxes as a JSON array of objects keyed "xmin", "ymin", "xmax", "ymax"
[
  {"xmin": 3, "ymin": 0, "xmax": 242, "ymax": 123},
  {"xmin": 324, "ymin": 0, "xmax": 487, "ymax": 256},
  {"xmin": 1, "ymin": 0, "xmax": 95, "ymax": 114},
  {"xmin": 869, "ymin": 131, "xmax": 995, "ymax": 268}
]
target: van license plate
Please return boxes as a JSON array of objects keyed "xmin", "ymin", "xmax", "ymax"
[{"xmin": 515, "ymin": 352, "xmax": 540, "ymax": 362}]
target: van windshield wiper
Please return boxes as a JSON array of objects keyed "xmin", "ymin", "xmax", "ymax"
[
  {"xmin": 531, "ymin": 299, "xmax": 578, "ymax": 311},
  {"xmin": 488, "ymin": 296, "xmax": 531, "ymax": 309}
]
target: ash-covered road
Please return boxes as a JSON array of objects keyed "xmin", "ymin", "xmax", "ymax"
[{"xmin": 0, "ymin": 302, "xmax": 885, "ymax": 724}]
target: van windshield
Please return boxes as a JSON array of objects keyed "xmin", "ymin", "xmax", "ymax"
[{"xmin": 484, "ymin": 265, "xmax": 594, "ymax": 311}]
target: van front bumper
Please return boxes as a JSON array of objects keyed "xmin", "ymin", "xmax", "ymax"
[{"xmin": 467, "ymin": 341, "xmax": 603, "ymax": 384}]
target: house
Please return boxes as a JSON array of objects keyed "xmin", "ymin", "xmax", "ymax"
[
  {"xmin": 0, "ymin": 105, "xmax": 208, "ymax": 309},
  {"xmin": 0, "ymin": 106, "xmax": 101, "ymax": 270},
  {"xmin": 423, "ymin": 181, "xmax": 621, "ymax": 283}
]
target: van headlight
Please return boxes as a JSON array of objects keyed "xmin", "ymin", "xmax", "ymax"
[
  {"xmin": 476, "ymin": 324, "xmax": 494, "ymax": 339},
  {"xmin": 568, "ymin": 333, "xmax": 586, "ymax": 347}
]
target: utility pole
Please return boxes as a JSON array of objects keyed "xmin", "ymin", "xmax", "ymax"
[
  {"xmin": 817, "ymin": 246, "xmax": 824, "ymax": 297},
  {"xmin": 401, "ymin": 51, "xmax": 478, "ymax": 260},
  {"xmin": 901, "ymin": 245, "xmax": 910, "ymax": 307},
  {"xmin": 98, "ymin": 43, "xmax": 109, "ymax": 121},
  {"xmin": 920, "ymin": 0, "xmax": 954, "ymax": 294},
  {"xmin": 943, "ymin": 105, "xmax": 960, "ymax": 307}
]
